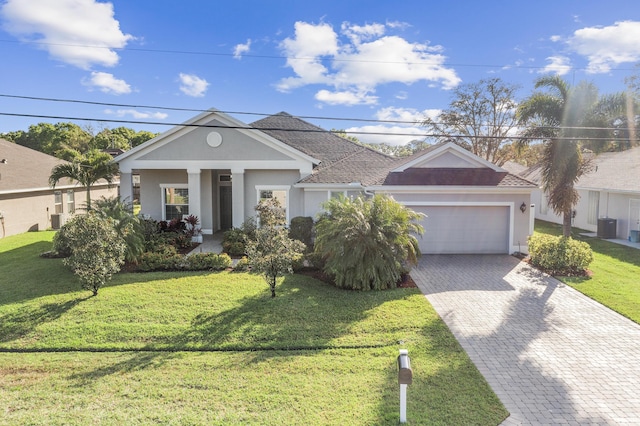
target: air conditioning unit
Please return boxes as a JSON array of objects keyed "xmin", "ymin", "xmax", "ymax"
[{"xmin": 51, "ymin": 213, "xmax": 66, "ymax": 230}]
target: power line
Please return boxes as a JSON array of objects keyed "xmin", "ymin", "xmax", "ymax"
[
  {"xmin": 1, "ymin": 93, "xmax": 636, "ymax": 133},
  {"xmin": 0, "ymin": 111, "xmax": 634, "ymax": 143},
  {"xmin": 1, "ymin": 38, "xmax": 636, "ymax": 72}
]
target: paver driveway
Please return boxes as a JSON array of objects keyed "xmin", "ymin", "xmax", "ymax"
[{"xmin": 411, "ymin": 254, "xmax": 640, "ymax": 425}]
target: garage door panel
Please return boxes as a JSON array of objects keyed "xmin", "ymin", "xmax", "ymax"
[{"xmin": 413, "ymin": 206, "xmax": 509, "ymax": 254}]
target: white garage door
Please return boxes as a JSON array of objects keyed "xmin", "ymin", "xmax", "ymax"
[{"xmin": 412, "ymin": 206, "xmax": 510, "ymax": 254}]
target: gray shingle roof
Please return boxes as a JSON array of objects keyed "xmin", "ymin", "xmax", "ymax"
[
  {"xmin": 577, "ymin": 147, "xmax": 640, "ymax": 192},
  {"xmin": 250, "ymin": 114, "xmax": 536, "ymax": 188},
  {"xmin": 0, "ymin": 138, "xmax": 74, "ymax": 192}
]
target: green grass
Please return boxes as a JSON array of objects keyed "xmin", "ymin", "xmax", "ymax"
[
  {"xmin": 0, "ymin": 231, "xmax": 507, "ymax": 425},
  {"xmin": 534, "ymin": 220, "xmax": 640, "ymax": 323}
]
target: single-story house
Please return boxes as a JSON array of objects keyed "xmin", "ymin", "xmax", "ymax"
[
  {"xmin": 115, "ymin": 109, "xmax": 536, "ymax": 254},
  {"xmin": 521, "ymin": 146, "xmax": 640, "ymax": 242},
  {"xmin": 0, "ymin": 138, "xmax": 118, "ymax": 238}
]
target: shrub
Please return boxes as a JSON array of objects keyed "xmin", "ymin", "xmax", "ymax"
[
  {"xmin": 289, "ymin": 216, "xmax": 314, "ymax": 250},
  {"xmin": 222, "ymin": 218, "xmax": 257, "ymax": 256},
  {"xmin": 52, "ymin": 224, "xmax": 73, "ymax": 257},
  {"xmin": 183, "ymin": 253, "xmax": 232, "ymax": 271},
  {"xmin": 528, "ymin": 234, "xmax": 594, "ymax": 275},
  {"xmin": 136, "ymin": 251, "xmax": 183, "ymax": 272},
  {"xmin": 233, "ymin": 256, "xmax": 251, "ymax": 272},
  {"xmin": 314, "ymin": 194, "xmax": 424, "ymax": 291},
  {"xmin": 57, "ymin": 214, "xmax": 126, "ymax": 296}
]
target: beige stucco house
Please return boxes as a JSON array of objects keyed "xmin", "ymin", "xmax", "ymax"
[
  {"xmin": 0, "ymin": 138, "xmax": 118, "ymax": 238},
  {"xmin": 115, "ymin": 109, "xmax": 536, "ymax": 254}
]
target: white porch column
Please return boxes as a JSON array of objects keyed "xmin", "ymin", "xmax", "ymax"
[
  {"xmin": 187, "ymin": 169, "xmax": 201, "ymax": 220},
  {"xmin": 119, "ymin": 171, "xmax": 133, "ymax": 204},
  {"xmin": 231, "ymin": 169, "xmax": 245, "ymax": 228}
]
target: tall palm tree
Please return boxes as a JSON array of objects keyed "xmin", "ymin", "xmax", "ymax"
[
  {"xmin": 517, "ymin": 76, "xmax": 628, "ymax": 237},
  {"xmin": 49, "ymin": 149, "xmax": 119, "ymax": 210}
]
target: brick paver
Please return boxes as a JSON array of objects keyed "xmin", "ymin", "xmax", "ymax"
[{"xmin": 411, "ymin": 254, "xmax": 640, "ymax": 425}]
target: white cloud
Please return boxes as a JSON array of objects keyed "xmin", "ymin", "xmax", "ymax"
[
  {"xmin": 344, "ymin": 124, "xmax": 425, "ymax": 146},
  {"xmin": 83, "ymin": 71, "xmax": 131, "ymax": 95},
  {"xmin": 568, "ymin": 20, "xmax": 640, "ymax": 73},
  {"xmin": 550, "ymin": 35, "xmax": 562, "ymax": 42},
  {"xmin": 178, "ymin": 73, "xmax": 209, "ymax": 97},
  {"xmin": 104, "ymin": 109, "xmax": 168, "ymax": 120},
  {"xmin": 277, "ymin": 21, "xmax": 460, "ymax": 105},
  {"xmin": 0, "ymin": 0, "xmax": 132, "ymax": 69},
  {"xmin": 315, "ymin": 89, "xmax": 377, "ymax": 106},
  {"xmin": 538, "ymin": 55, "xmax": 572, "ymax": 75},
  {"xmin": 375, "ymin": 106, "xmax": 440, "ymax": 124},
  {"xmin": 233, "ymin": 39, "xmax": 251, "ymax": 59}
]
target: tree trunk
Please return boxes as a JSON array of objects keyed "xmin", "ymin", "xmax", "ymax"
[
  {"xmin": 270, "ymin": 277, "xmax": 276, "ymax": 298},
  {"xmin": 562, "ymin": 209, "xmax": 572, "ymax": 237}
]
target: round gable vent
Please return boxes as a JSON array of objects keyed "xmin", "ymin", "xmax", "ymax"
[{"xmin": 206, "ymin": 132, "xmax": 223, "ymax": 147}]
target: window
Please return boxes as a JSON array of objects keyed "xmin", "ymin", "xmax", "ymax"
[
  {"xmin": 587, "ymin": 191, "xmax": 600, "ymax": 225},
  {"xmin": 54, "ymin": 191, "xmax": 63, "ymax": 214},
  {"xmin": 256, "ymin": 186, "xmax": 289, "ymax": 223},
  {"xmin": 329, "ymin": 190, "xmax": 347, "ymax": 200},
  {"xmin": 66, "ymin": 190, "xmax": 75, "ymax": 214},
  {"xmin": 162, "ymin": 185, "xmax": 189, "ymax": 221}
]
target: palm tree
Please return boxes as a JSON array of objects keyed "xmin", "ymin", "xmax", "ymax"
[
  {"xmin": 517, "ymin": 76, "xmax": 628, "ymax": 237},
  {"xmin": 49, "ymin": 149, "xmax": 119, "ymax": 210}
]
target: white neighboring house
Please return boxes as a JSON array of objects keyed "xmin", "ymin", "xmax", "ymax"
[
  {"xmin": 520, "ymin": 146, "xmax": 640, "ymax": 242},
  {"xmin": 0, "ymin": 138, "xmax": 119, "ymax": 238},
  {"xmin": 115, "ymin": 109, "xmax": 537, "ymax": 254}
]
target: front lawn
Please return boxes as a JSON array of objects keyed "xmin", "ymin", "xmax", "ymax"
[
  {"xmin": 0, "ymin": 231, "xmax": 507, "ymax": 425},
  {"xmin": 534, "ymin": 220, "xmax": 640, "ymax": 324}
]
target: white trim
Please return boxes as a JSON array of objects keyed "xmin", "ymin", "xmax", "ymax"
[
  {"xmin": 400, "ymin": 201, "xmax": 515, "ymax": 254},
  {"xmin": 256, "ymin": 185, "xmax": 291, "ymax": 223}
]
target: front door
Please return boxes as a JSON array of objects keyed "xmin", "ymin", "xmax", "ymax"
[{"xmin": 220, "ymin": 186, "xmax": 233, "ymax": 230}]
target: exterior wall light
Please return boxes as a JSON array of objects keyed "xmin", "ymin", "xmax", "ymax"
[{"xmin": 520, "ymin": 202, "xmax": 527, "ymax": 213}]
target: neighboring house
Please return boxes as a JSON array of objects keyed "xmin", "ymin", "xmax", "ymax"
[
  {"xmin": 0, "ymin": 138, "xmax": 118, "ymax": 238},
  {"xmin": 115, "ymin": 110, "xmax": 536, "ymax": 254},
  {"xmin": 521, "ymin": 146, "xmax": 640, "ymax": 241}
]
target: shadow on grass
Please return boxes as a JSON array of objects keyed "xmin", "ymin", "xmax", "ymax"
[
  {"xmin": 0, "ymin": 296, "xmax": 90, "ymax": 343},
  {"xmin": 67, "ymin": 351, "xmax": 178, "ymax": 386},
  {"xmin": 162, "ymin": 274, "xmax": 415, "ymax": 351}
]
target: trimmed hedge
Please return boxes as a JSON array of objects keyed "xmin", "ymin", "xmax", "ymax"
[
  {"xmin": 528, "ymin": 234, "xmax": 593, "ymax": 275},
  {"xmin": 135, "ymin": 252, "xmax": 232, "ymax": 272}
]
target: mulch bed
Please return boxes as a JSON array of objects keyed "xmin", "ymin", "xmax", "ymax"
[{"xmin": 515, "ymin": 254, "xmax": 592, "ymax": 278}]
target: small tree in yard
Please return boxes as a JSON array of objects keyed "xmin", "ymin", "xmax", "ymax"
[
  {"xmin": 55, "ymin": 213, "xmax": 126, "ymax": 296},
  {"xmin": 246, "ymin": 198, "xmax": 305, "ymax": 298}
]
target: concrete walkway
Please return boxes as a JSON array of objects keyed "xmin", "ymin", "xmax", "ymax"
[{"xmin": 411, "ymin": 255, "xmax": 640, "ymax": 425}]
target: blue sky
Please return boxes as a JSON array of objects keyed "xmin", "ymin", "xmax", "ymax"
[{"xmin": 1, "ymin": 0, "xmax": 640, "ymax": 146}]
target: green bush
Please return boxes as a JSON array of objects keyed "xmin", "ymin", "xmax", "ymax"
[
  {"xmin": 184, "ymin": 253, "xmax": 232, "ymax": 271},
  {"xmin": 528, "ymin": 234, "xmax": 594, "ymax": 275},
  {"xmin": 57, "ymin": 214, "xmax": 126, "ymax": 296},
  {"xmin": 289, "ymin": 216, "xmax": 314, "ymax": 250},
  {"xmin": 233, "ymin": 256, "xmax": 251, "ymax": 272},
  {"xmin": 314, "ymin": 194, "xmax": 423, "ymax": 291},
  {"xmin": 136, "ymin": 251, "xmax": 183, "ymax": 272},
  {"xmin": 222, "ymin": 218, "xmax": 257, "ymax": 256}
]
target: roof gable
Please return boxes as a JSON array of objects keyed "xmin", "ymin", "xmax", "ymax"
[
  {"xmin": 115, "ymin": 109, "xmax": 319, "ymax": 171},
  {"xmin": 393, "ymin": 142, "xmax": 504, "ymax": 172}
]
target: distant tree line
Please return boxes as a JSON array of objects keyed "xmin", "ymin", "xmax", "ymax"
[{"xmin": 0, "ymin": 122, "xmax": 158, "ymax": 160}]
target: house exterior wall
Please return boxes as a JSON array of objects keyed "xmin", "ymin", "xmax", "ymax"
[
  {"xmin": 244, "ymin": 170, "xmax": 304, "ymax": 221},
  {"xmin": 139, "ymin": 170, "xmax": 188, "ymax": 220},
  {"xmin": 532, "ymin": 187, "xmax": 640, "ymax": 240},
  {"xmin": 0, "ymin": 185, "xmax": 116, "ymax": 238}
]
